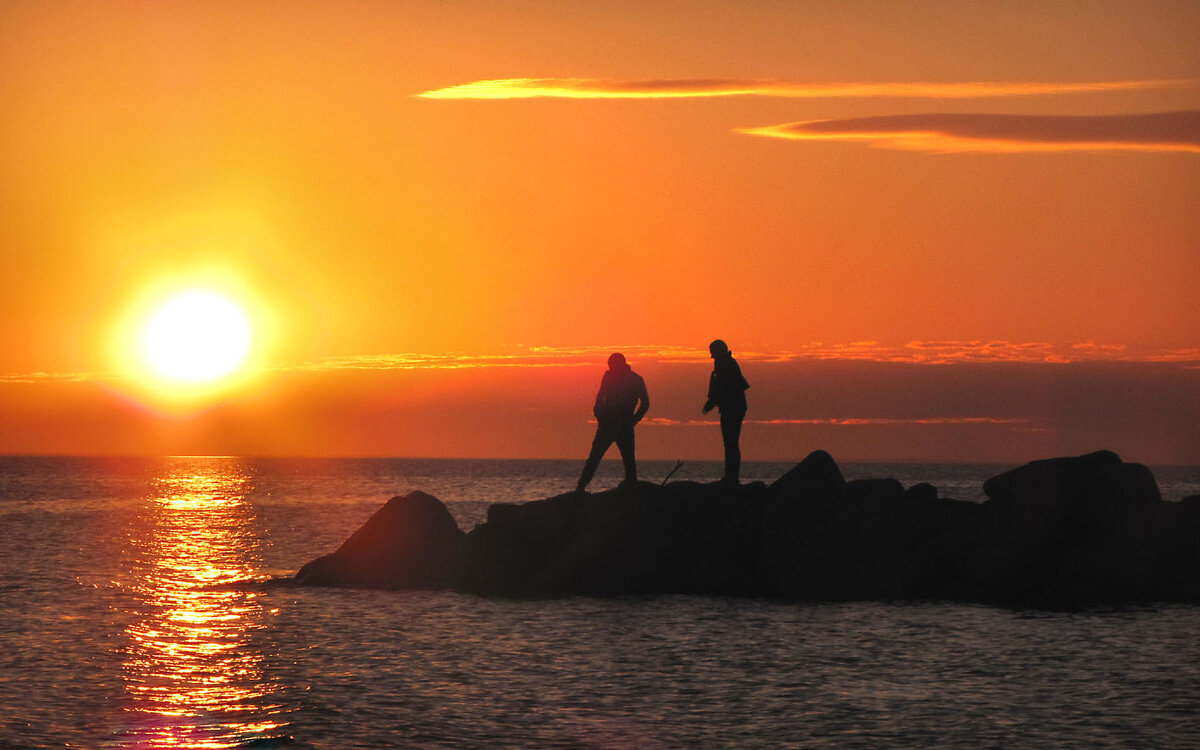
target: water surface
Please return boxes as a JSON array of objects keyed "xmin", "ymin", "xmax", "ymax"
[{"xmin": 1, "ymin": 456, "xmax": 1197, "ymax": 748}]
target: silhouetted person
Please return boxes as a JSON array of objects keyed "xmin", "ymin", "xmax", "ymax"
[
  {"xmin": 702, "ymin": 339, "xmax": 749, "ymax": 483},
  {"xmin": 576, "ymin": 352, "xmax": 650, "ymax": 492}
]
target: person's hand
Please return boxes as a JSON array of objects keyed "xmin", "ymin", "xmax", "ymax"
[{"xmin": 702, "ymin": 400, "xmax": 714, "ymax": 415}]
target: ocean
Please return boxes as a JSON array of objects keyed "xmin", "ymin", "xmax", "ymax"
[{"xmin": 1, "ymin": 456, "xmax": 1198, "ymax": 748}]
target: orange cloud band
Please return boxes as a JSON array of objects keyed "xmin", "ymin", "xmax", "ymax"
[
  {"xmin": 418, "ymin": 78, "xmax": 1191, "ymax": 100},
  {"xmin": 281, "ymin": 340, "xmax": 1149, "ymax": 371},
  {"xmin": 642, "ymin": 417, "xmax": 1032, "ymax": 427},
  {"xmin": 5, "ymin": 342, "xmax": 1197, "ymax": 383},
  {"xmin": 738, "ymin": 110, "xmax": 1200, "ymax": 153},
  {"xmin": 280, "ymin": 345, "xmax": 703, "ymax": 372},
  {"xmin": 271, "ymin": 341, "xmax": 1200, "ymax": 369},
  {"xmin": 0, "ymin": 371, "xmax": 101, "ymax": 384}
]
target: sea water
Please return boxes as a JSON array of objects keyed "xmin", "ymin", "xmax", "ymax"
[{"xmin": 1, "ymin": 456, "xmax": 1198, "ymax": 748}]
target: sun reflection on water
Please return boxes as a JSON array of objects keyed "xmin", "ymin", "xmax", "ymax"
[{"xmin": 117, "ymin": 459, "xmax": 288, "ymax": 748}]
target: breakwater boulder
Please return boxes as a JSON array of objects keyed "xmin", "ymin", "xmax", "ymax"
[
  {"xmin": 295, "ymin": 491, "xmax": 464, "ymax": 588},
  {"xmin": 294, "ymin": 451, "xmax": 1199, "ymax": 606}
]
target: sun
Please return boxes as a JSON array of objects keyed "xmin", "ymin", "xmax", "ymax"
[{"xmin": 137, "ymin": 289, "xmax": 252, "ymax": 384}]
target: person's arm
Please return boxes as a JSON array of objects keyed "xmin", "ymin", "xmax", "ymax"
[
  {"xmin": 593, "ymin": 374, "xmax": 608, "ymax": 419},
  {"xmin": 633, "ymin": 377, "xmax": 650, "ymax": 424},
  {"xmin": 702, "ymin": 370, "xmax": 717, "ymax": 414}
]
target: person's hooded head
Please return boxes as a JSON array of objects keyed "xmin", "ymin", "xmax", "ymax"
[
  {"xmin": 708, "ymin": 339, "xmax": 730, "ymax": 359},
  {"xmin": 607, "ymin": 352, "xmax": 630, "ymax": 373}
]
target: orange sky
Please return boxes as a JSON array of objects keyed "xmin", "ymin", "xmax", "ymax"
[{"xmin": 1, "ymin": 2, "xmax": 1197, "ymax": 462}]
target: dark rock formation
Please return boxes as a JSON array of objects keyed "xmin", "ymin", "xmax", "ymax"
[
  {"xmin": 294, "ymin": 451, "xmax": 1199, "ymax": 606},
  {"xmin": 295, "ymin": 491, "xmax": 463, "ymax": 588}
]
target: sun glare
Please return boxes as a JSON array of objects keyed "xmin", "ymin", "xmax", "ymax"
[{"xmin": 138, "ymin": 290, "xmax": 252, "ymax": 384}]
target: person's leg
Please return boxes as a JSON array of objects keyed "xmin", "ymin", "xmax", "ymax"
[
  {"xmin": 615, "ymin": 425, "xmax": 637, "ymax": 484},
  {"xmin": 577, "ymin": 427, "xmax": 614, "ymax": 491},
  {"xmin": 720, "ymin": 409, "xmax": 745, "ymax": 482}
]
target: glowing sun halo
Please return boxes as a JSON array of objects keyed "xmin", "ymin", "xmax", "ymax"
[{"xmin": 138, "ymin": 290, "xmax": 252, "ymax": 384}]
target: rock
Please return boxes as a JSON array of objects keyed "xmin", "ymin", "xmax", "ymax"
[
  {"xmin": 1166, "ymin": 498, "xmax": 1200, "ymax": 600},
  {"xmin": 451, "ymin": 480, "xmax": 769, "ymax": 597},
  {"xmin": 769, "ymin": 475, "xmax": 976, "ymax": 601},
  {"xmin": 769, "ymin": 449, "xmax": 846, "ymax": 504},
  {"xmin": 983, "ymin": 450, "xmax": 1120, "ymax": 503},
  {"xmin": 293, "ymin": 451, "xmax": 1198, "ymax": 607},
  {"xmin": 295, "ymin": 491, "xmax": 464, "ymax": 588},
  {"xmin": 969, "ymin": 450, "xmax": 1174, "ymax": 604},
  {"xmin": 1088, "ymin": 462, "xmax": 1161, "ymax": 514},
  {"xmin": 905, "ymin": 483, "xmax": 937, "ymax": 502},
  {"xmin": 760, "ymin": 450, "xmax": 853, "ymax": 597}
]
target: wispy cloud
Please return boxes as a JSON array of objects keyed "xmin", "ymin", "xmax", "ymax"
[
  {"xmin": 901, "ymin": 340, "xmax": 1067, "ymax": 363},
  {"xmin": 689, "ymin": 340, "xmax": 1156, "ymax": 365},
  {"xmin": 0, "ymin": 371, "xmax": 106, "ymax": 384},
  {"xmin": 283, "ymin": 352, "xmax": 589, "ymax": 372},
  {"xmin": 3, "ymin": 341, "xmax": 1195, "ymax": 384},
  {"xmin": 280, "ymin": 345, "xmax": 702, "ymax": 373},
  {"xmin": 1071, "ymin": 341, "xmax": 1128, "ymax": 355},
  {"xmin": 738, "ymin": 110, "xmax": 1200, "ymax": 153},
  {"xmin": 419, "ymin": 78, "xmax": 1190, "ymax": 101},
  {"xmin": 642, "ymin": 417, "xmax": 1032, "ymax": 427},
  {"xmin": 277, "ymin": 341, "xmax": 1096, "ymax": 371},
  {"xmin": 1143, "ymin": 347, "xmax": 1200, "ymax": 363}
]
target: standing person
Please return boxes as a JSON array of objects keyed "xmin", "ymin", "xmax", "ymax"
[
  {"xmin": 576, "ymin": 352, "xmax": 650, "ymax": 492},
  {"xmin": 702, "ymin": 339, "xmax": 749, "ymax": 484}
]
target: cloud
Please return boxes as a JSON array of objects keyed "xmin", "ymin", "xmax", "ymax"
[
  {"xmin": 418, "ymin": 78, "xmax": 1190, "ymax": 101},
  {"xmin": 280, "ymin": 345, "xmax": 702, "ymax": 373},
  {"xmin": 278, "ymin": 341, "xmax": 1112, "ymax": 371},
  {"xmin": 283, "ymin": 352, "xmax": 589, "ymax": 372},
  {"xmin": 0, "ymin": 371, "xmax": 106, "ymax": 384},
  {"xmin": 642, "ymin": 416, "xmax": 1032, "ymax": 427},
  {"xmin": 738, "ymin": 110, "xmax": 1200, "ymax": 153},
  {"xmin": 678, "ymin": 340, "xmax": 1163, "ymax": 365},
  {"xmin": 901, "ymin": 340, "xmax": 1067, "ymax": 363},
  {"xmin": 1143, "ymin": 347, "xmax": 1200, "ymax": 363},
  {"xmin": 1071, "ymin": 341, "xmax": 1128, "ymax": 354},
  {"xmin": 3, "ymin": 341, "xmax": 1195, "ymax": 384}
]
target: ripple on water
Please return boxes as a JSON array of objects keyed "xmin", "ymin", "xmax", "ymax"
[{"xmin": 258, "ymin": 592, "xmax": 1200, "ymax": 748}]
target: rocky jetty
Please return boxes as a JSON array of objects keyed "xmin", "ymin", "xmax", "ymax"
[{"xmin": 295, "ymin": 451, "xmax": 1200, "ymax": 606}]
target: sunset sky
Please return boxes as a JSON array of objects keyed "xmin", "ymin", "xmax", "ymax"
[{"xmin": 1, "ymin": 2, "xmax": 1197, "ymax": 463}]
